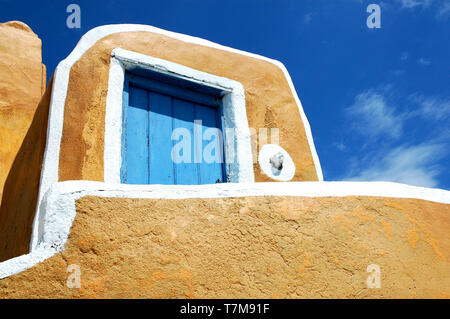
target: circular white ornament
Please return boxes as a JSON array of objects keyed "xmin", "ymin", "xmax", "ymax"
[{"xmin": 258, "ymin": 144, "xmax": 295, "ymax": 181}]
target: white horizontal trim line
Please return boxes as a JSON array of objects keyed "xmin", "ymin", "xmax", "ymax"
[{"xmin": 50, "ymin": 180, "xmax": 450, "ymax": 203}]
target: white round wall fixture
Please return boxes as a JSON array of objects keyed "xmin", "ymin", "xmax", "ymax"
[{"xmin": 258, "ymin": 144, "xmax": 296, "ymax": 181}]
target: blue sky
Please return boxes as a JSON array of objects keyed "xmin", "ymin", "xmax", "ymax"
[{"xmin": 1, "ymin": 0, "xmax": 449, "ymax": 189}]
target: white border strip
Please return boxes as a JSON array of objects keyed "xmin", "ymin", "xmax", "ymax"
[
  {"xmin": 104, "ymin": 48, "xmax": 254, "ymax": 184},
  {"xmin": 31, "ymin": 24, "xmax": 324, "ymax": 250},
  {"xmin": 3, "ymin": 180, "xmax": 448, "ymax": 279}
]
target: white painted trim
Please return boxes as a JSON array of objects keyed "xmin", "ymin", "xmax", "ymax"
[
  {"xmin": 104, "ymin": 56, "xmax": 125, "ymax": 184},
  {"xmin": 258, "ymin": 144, "xmax": 295, "ymax": 181},
  {"xmin": 3, "ymin": 180, "xmax": 448, "ymax": 279},
  {"xmin": 104, "ymin": 48, "xmax": 254, "ymax": 184},
  {"xmin": 32, "ymin": 23, "xmax": 323, "ymax": 250}
]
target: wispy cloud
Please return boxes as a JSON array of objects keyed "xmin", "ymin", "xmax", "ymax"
[
  {"xmin": 437, "ymin": 1, "xmax": 450, "ymax": 17},
  {"xmin": 302, "ymin": 13, "xmax": 313, "ymax": 24},
  {"xmin": 409, "ymin": 94, "xmax": 450, "ymax": 120},
  {"xmin": 417, "ymin": 58, "xmax": 431, "ymax": 66},
  {"xmin": 333, "ymin": 142, "xmax": 347, "ymax": 151},
  {"xmin": 396, "ymin": 0, "xmax": 433, "ymax": 9},
  {"xmin": 395, "ymin": 0, "xmax": 450, "ymax": 17},
  {"xmin": 345, "ymin": 143, "xmax": 446, "ymax": 188},
  {"xmin": 340, "ymin": 87, "xmax": 449, "ymax": 188},
  {"xmin": 346, "ymin": 88, "xmax": 403, "ymax": 140},
  {"xmin": 391, "ymin": 69, "xmax": 405, "ymax": 76}
]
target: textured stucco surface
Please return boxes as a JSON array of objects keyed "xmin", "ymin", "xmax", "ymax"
[
  {"xmin": 58, "ymin": 31, "xmax": 319, "ymax": 183},
  {"xmin": 0, "ymin": 21, "xmax": 46, "ymax": 199},
  {"xmin": 0, "ymin": 78, "xmax": 53, "ymax": 262},
  {"xmin": 0, "ymin": 195, "xmax": 448, "ymax": 298}
]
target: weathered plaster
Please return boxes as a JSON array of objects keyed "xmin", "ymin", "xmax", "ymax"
[
  {"xmin": 0, "ymin": 180, "xmax": 449, "ymax": 298},
  {"xmin": 0, "ymin": 21, "xmax": 46, "ymax": 199},
  {"xmin": 0, "ymin": 78, "xmax": 53, "ymax": 262},
  {"xmin": 3, "ymin": 180, "xmax": 449, "ymax": 280}
]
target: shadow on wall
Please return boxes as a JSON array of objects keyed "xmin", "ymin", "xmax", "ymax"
[{"xmin": 0, "ymin": 77, "xmax": 53, "ymax": 262}]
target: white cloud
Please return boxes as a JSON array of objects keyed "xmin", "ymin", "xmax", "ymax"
[
  {"xmin": 437, "ymin": 1, "xmax": 450, "ymax": 16},
  {"xmin": 345, "ymin": 143, "xmax": 446, "ymax": 188},
  {"xmin": 333, "ymin": 142, "xmax": 347, "ymax": 151},
  {"xmin": 400, "ymin": 52, "xmax": 408, "ymax": 61},
  {"xmin": 391, "ymin": 69, "xmax": 405, "ymax": 76},
  {"xmin": 395, "ymin": 0, "xmax": 450, "ymax": 17},
  {"xmin": 409, "ymin": 94, "xmax": 450, "ymax": 120},
  {"xmin": 396, "ymin": 0, "xmax": 433, "ymax": 9},
  {"xmin": 340, "ymin": 87, "xmax": 449, "ymax": 189},
  {"xmin": 346, "ymin": 88, "xmax": 403, "ymax": 140},
  {"xmin": 302, "ymin": 13, "xmax": 313, "ymax": 24},
  {"xmin": 417, "ymin": 58, "xmax": 431, "ymax": 66}
]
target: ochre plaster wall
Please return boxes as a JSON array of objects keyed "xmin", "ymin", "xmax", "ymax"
[
  {"xmin": 58, "ymin": 31, "xmax": 319, "ymax": 183},
  {"xmin": 0, "ymin": 21, "xmax": 46, "ymax": 200},
  {"xmin": 0, "ymin": 78, "xmax": 53, "ymax": 262},
  {"xmin": 0, "ymin": 195, "xmax": 448, "ymax": 298}
]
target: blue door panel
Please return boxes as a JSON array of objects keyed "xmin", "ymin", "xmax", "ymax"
[
  {"xmin": 124, "ymin": 86, "xmax": 149, "ymax": 184},
  {"xmin": 195, "ymin": 104, "xmax": 224, "ymax": 184},
  {"xmin": 122, "ymin": 73, "xmax": 225, "ymax": 185},
  {"xmin": 148, "ymin": 92, "xmax": 175, "ymax": 184},
  {"xmin": 173, "ymin": 99, "xmax": 199, "ymax": 185}
]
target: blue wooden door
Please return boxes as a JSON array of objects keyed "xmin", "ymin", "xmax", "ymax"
[{"xmin": 121, "ymin": 74, "xmax": 225, "ymax": 185}]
